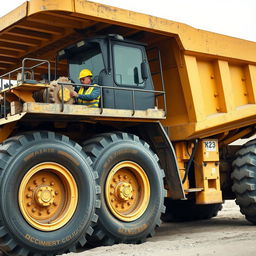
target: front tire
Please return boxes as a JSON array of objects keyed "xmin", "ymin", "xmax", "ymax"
[
  {"xmin": 0, "ymin": 131, "xmax": 99, "ymax": 256},
  {"xmin": 83, "ymin": 132, "xmax": 166, "ymax": 246}
]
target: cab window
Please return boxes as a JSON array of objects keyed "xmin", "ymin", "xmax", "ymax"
[{"xmin": 113, "ymin": 44, "xmax": 144, "ymax": 87}]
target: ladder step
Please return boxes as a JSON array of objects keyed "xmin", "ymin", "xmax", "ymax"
[{"xmin": 184, "ymin": 188, "xmax": 204, "ymax": 193}]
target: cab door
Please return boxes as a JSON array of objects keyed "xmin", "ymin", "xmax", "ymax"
[{"xmin": 112, "ymin": 43, "xmax": 154, "ymax": 110}]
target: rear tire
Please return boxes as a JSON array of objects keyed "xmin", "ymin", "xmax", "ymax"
[
  {"xmin": 83, "ymin": 132, "xmax": 166, "ymax": 246},
  {"xmin": 232, "ymin": 139, "xmax": 256, "ymax": 224},
  {"xmin": 162, "ymin": 198, "xmax": 222, "ymax": 222},
  {"xmin": 0, "ymin": 131, "xmax": 99, "ymax": 256}
]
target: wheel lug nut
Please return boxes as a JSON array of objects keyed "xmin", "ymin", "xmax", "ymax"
[
  {"xmin": 27, "ymin": 202, "xmax": 31, "ymax": 207},
  {"xmin": 124, "ymin": 175, "xmax": 127, "ymax": 179},
  {"xmin": 50, "ymin": 182, "xmax": 54, "ymax": 186},
  {"xmin": 38, "ymin": 212, "xmax": 42, "ymax": 216},
  {"xmin": 32, "ymin": 208, "xmax": 36, "ymax": 213},
  {"xmin": 53, "ymin": 202, "xmax": 57, "ymax": 206},
  {"xmin": 127, "ymin": 202, "xmax": 131, "ymax": 206},
  {"xmin": 111, "ymin": 199, "xmax": 115, "ymax": 202},
  {"xmin": 115, "ymin": 204, "xmax": 118, "ymax": 208},
  {"xmin": 28, "ymin": 186, "xmax": 33, "ymax": 191},
  {"xmin": 47, "ymin": 209, "xmax": 51, "ymax": 214},
  {"xmin": 42, "ymin": 177, "xmax": 46, "ymax": 182},
  {"xmin": 118, "ymin": 175, "xmax": 121, "ymax": 179},
  {"xmin": 113, "ymin": 178, "xmax": 117, "ymax": 182},
  {"xmin": 110, "ymin": 184, "xmax": 114, "ymax": 188},
  {"xmin": 55, "ymin": 191, "xmax": 58, "ymax": 195},
  {"xmin": 26, "ymin": 194, "xmax": 31, "ymax": 198},
  {"xmin": 33, "ymin": 180, "xmax": 37, "ymax": 185}
]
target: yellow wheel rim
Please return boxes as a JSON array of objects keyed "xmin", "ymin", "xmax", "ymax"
[
  {"xmin": 105, "ymin": 161, "xmax": 150, "ymax": 222},
  {"xmin": 19, "ymin": 162, "xmax": 78, "ymax": 231}
]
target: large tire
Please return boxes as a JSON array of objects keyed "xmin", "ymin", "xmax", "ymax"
[
  {"xmin": 231, "ymin": 139, "xmax": 256, "ymax": 224},
  {"xmin": 83, "ymin": 132, "xmax": 166, "ymax": 246},
  {"xmin": 162, "ymin": 198, "xmax": 222, "ymax": 222},
  {"xmin": 0, "ymin": 131, "xmax": 100, "ymax": 256}
]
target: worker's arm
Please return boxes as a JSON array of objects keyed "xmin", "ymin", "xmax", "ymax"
[{"xmin": 77, "ymin": 86, "xmax": 100, "ymax": 101}]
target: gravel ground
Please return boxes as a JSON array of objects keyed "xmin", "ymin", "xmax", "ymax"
[{"xmin": 68, "ymin": 200, "xmax": 256, "ymax": 256}]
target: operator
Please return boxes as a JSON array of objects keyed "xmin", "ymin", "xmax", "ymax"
[{"xmin": 70, "ymin": 69, "xmax": 100, "ymax": 107}]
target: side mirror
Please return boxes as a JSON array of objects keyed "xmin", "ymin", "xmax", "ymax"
[{"xmin": 141, "ymin": 62, "xmax": 148, "ymax": 81}]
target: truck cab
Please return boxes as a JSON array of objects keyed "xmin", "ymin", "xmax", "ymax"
[{"xmin": 58, "ymin": 34, "xmax": 156, "ymax": 110}]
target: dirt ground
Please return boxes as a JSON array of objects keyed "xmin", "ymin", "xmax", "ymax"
[{"xmin": 70, "ymin": 200, "xmax": 256, "ymax": 256}]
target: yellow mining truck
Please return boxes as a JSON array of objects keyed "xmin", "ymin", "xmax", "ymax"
[{"xmin": 0, "ymin": 0, "xmax": 256, "ymax": 255}]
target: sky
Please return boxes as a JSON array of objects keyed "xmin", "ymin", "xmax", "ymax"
[{"xmin": 1, "ymin": 0, "xmax": 256, "ymax": 42}]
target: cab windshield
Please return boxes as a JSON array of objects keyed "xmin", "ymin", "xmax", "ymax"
[{"xmin": 67, "ymin": 42, "xmax": 104, "ymax": 84}]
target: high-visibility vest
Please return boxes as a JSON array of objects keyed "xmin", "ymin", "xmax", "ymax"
[{"xmin": 77, "ymin": 84, "xmax": 100, "ymax": 107}]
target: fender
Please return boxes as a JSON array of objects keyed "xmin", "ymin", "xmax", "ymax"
[{"xmin": 135, "ymin": 122, "xmax": 185, "ymax": 200}]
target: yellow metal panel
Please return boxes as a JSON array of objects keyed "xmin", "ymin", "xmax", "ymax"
[
  {"xmin": 0, "ymin": 2, "xmax": 27, "ymax": 31},
  {"xmin": 229, "ymin": 65, "xmax": 249, "ymax": 107},
  {"xmin": 197, "ymin": 60, "xmax": 219, "ymax": 115},
  {"xmin": 194, "ymin": 140, "xmax": 222, "ymax": 204},
  {"xmin": 0, "ymin": 0, "xmax": 256, "ymax": 64},
  {"xmin": 154, "ymin": 39, "xmax": 189, "ymax": 127},
  {"xmin": 183, "ymin": 55, "xmax": 205, "ymax": 122},
  {"xmin": 0, "ymin": 122, "xmax": 17, "ymax": 143},
  {"xmin": 28, "ymin": 0, "xmax": 75, "ymax": 14},
  {"xmin": 213, "ymin": 60, "xmax": 235, "ymax": 113},
  {"xmin": 244, "ymin": 65, "xmax": 256, "ymax": 104},
  {"xmin": 169, "ymin": 103, "xmax": 256, "ymax": 140}
]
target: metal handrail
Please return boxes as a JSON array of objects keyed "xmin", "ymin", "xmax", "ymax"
[
  {"xmin": 58, "ymin": 82, "xmax": 166, "ymax": 115},
  {"xmin": 0, "ymin": 58, "xmax": 51, "ymax": 90}
]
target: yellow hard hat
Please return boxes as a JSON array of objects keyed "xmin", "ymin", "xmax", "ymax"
[{"xmin": 78, "ymin": 69, "xmax": 93, "ymax": 79}]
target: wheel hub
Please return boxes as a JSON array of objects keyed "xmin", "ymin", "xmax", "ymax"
[
  {"xmin": 116, "ymin": 182, "xmax": 133, "ymax": 201},
  {"xmin": 105, "ymin": 161, "xmax": 150, "ymax": 222},
  {"xmin": 35, "ymin": 186, "xmax": 55, "ymax": 207},
  {"xmin": 19, "ymin": 163, "xmax": 78, "ymax": 231}
]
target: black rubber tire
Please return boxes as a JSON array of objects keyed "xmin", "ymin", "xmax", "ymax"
[
  {"xmin": 162, "ymin": 198, "xmax": 222, "ymax": 222},
  {"xmin": 0, "ymin": 131, "xmax": 100, "ymax": 256},
  {"xmin": 231, "ymin": 139, "xmax": 256, "ymax": 224},
  {"xmin": 82, "ymin": 132, "xmax": 166, "ymax": 246}
]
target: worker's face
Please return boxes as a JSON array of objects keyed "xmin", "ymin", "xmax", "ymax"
[{"xmin": 80, "ymin": 76, "xmax": 92, "ymax": 85}]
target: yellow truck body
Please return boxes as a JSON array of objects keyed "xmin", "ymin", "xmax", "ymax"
[
  {"xmin": 1, "ymin": 0, "xmax": 256, "ymax": 141},
  {"xmin": 0, "ymin": 1, "xmax": 256, "ymax": 255}
]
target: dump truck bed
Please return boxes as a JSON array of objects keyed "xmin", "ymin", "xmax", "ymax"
[{"xmin": 1, "ymin": 0, "xmax": 256, "ymax": 140}]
